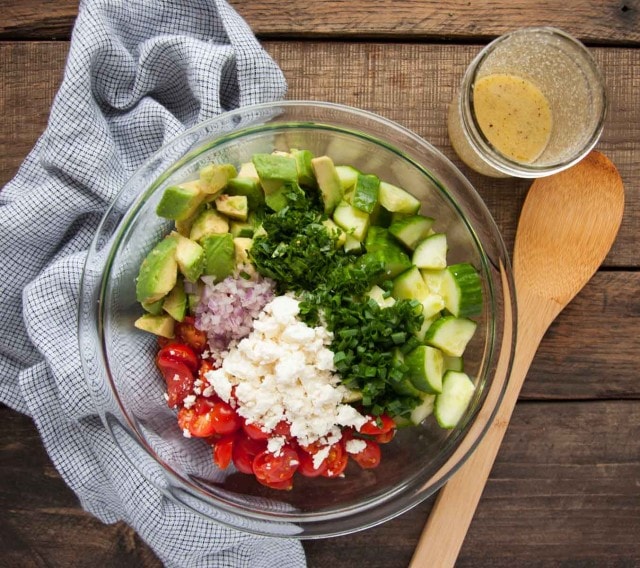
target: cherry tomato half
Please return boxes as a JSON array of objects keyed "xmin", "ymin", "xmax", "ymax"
[
  {"xmin": 321, "ymin": 442, "xmax": 348, "ymax": 478},
  {"xmin": 297, "ymin": 446, "xmax": 329, "ymax": 478},
  {"xmin": 213, "ymin": 435, "xmax": 235, "ymax": 470},
  {"xmin": 253, "ymin": 446, "xmax": 299, "ymax": 486},
  {"xmin": 186, "ymin": 398, "xmax": 241, "ymax": 436},
  {"xmin": 359, "ymin": 414, "xmax": 396, "ymax": 436},
  {"xmin": 243, "ymin": 421, "xmax": 270, "ymax": 441},
  {"xmin": 374, "ymin": 429, "xmax": 396, "ymax": 444},
  {"xmin": 350, "ymin": 439, "xmax": 381, "ymax": 469},
  {"xmin": 175, "ymin": 316, "xmax": 207, "ymax": 353},
  {"xmin": 232, "ymin": 433, "xmax": 267, "ymax": 474},
  {"xmin": 157, "ymin": 343, "xmax": 199, "ymax": 373},
  {"xmin": 156, "ymin": 358, "xmax": 194, "ymax": 408}
]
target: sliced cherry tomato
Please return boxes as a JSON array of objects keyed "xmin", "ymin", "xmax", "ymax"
[
  {"xmin": 297, "ymin": 446, "xmax": 329, "ymax": 478},
  {"xmin": 350, "ymin": 439, "xmax": 381, "ymax": 469},
  {"xmin": 188, "ymin": 398, "xmax": 241, "ymax": 435},
  {"xmin": 157, "ymin": 359, "xmax": 194, "ymax": 408},
  {"xmin": 175, "ymin": 316, "xmax": 207, "ymax": 353},
  {"xmin": 321, "ymin": 442, "xmax": 348, "ymax": 478},
  {"xmin": 257, "ymin": 477, "xmax": 293, "ymax": 491},
  {"xmin": 213, "ymin": 435, "xmax": 234, "ymax": 470},
  {"xmin": 374, "ymin": 429, "xmax": 396, "ymax": 444},
  {"xmin": 243, "ymin": 421, "xmax": 270, "ymax": 441},
  {"xmin": 178, "ymin": 407, "xmax": 217, "ymax": 438},
  {"xmin": 359, "ymin": 414, "xmax": 396, "ymax": 436},
  {"xmin": 157, "ymin": 343, "xmax": 198, "ymax": 372},
  {"xmin": 273, "ymin": 420, "xmax": 292, "ymax": 440},
  {"xmin": 252, "ymin": 446, "xmax": 299, "ymax": 485},
  {"xmin": 198, "ymin": 358, "xmax": 217, "ymax": 381},
  {"xmin": 232, "ymin": 433, "xmax": 267, "ymax": 474}
]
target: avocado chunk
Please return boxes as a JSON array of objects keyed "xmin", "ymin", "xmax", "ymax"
[
  {"xmin": 174, "ymin": 202, "xmax": 206, "ymax": 237},
  {"xmin": 311, "ymin": 155, "xmax": 343, "ymax": 214},
  {"xmin": 292, "ymin": 149, "xmax": 316, "ymax": 188},
  {"xmin": 163, "ymin": 279, "xmax": 187, "ymax": 322},
  {"xmin": 134, "ymin": 313, "xmax": 175, "ymax": 338},
  {"xmin": 136, "ymin": 235, "xmax": 178, "ymax": 304},
  {"xmin": 237, "ymin": 161, "xmax": 259, "ymax": 181},
  {"xmin": 141, "ymin": 298, "xmax": 164, "ymax": 315},
  {"xmin": 230, "ymin": 214, "xmax": 257, "ymax": 238},
  {"xmin": 189, "ymin": 208, "xmax": 230, "ymax": 242},
  {"xmin": 252, "ymin": 153, "xmax": 298, "ymax": 195},
  {"xmin": 215, "ymin": 194, "xmax": 249, "ymax": 221},
  {"xmin": 156, "ymin": 184, "xmax": 205, "ymax": 221},
  {"xmin": 233, "ymin": 237, "xmax": 253, "ymax": 265},
  {"xmin": 226, "ymin": 176, "xmax": 265, "ymax": 210},
  {"xmin": 201, "ymin": 233, "xmax": 235, "ymax": 282},
  {"xmin": 351, "ymin": 173, "xmax": 380, "ymax": 214},
  {"xmin": 172, "ymin": 231, "xmax": 205, "ymax": 282},
  {"xmin": 199, "ymin": 163, "xmax": 237, "ymax": 195}
]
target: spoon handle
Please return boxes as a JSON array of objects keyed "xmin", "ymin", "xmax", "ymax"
[{"xmin": 409, "ymin": 296, "xmax": 553, "ymax": 568}]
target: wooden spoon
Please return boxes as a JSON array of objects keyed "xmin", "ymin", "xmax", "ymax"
[{"xmin": 410, "ymin": 150, "xmax": 625, "ymax": 568}]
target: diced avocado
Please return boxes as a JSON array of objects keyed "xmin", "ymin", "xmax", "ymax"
[
  {"xmin": 201, "ymin": 233, "xmax": 235, "ymax": 282},
  {"xmin": 156, "ymin": 185, "xmax": 205, "ymax": 221},
  {"xmin": 141, "ymin": 298, "xmax": 164, "ymax": 315},
  {"xmin": 163, "ymin": 279, "xmax": 187, "ymax": 322},
  {"xmin": 292, "ymin": 149, "xmax": 316, "ymax": 188},
  {"xmin": 311, "ymin": 156, "xmax": 343, "ymax": 214},
  {"xmin": 237, "ymin": 161, "xmax": 259, "ymax": 181},
  {"xmin": 322, "ymin": 219, "xmax": 347, "ymax": 247},
  {"xmin": 265, "ymin": 182, "xmax": 304, "ymax": 212},
  {"xmin": 379, "ymin": 181, "xmax": 421, "ymax": 214},
  {"xmin": 333, "ymin": 199, "xmax": 370, "ymax": 242},
  {"xmin": 392, "ymin": 265, "xmax": 430, "ymax": 301},
  {"xmin": 215, "ymin": 194, "xmax": 249, "ymax": 221},
  {"xmin": 404, "ymin": 345, "xmax": 444, "ymax": 394},
  {"xmin": 189, "ymin": 209, "xmax": 229, "ymax": 242},
  {"xmin": 233, "ymin": 237, "xmax": 253, "ymax": 265},
  {"xmin": 389, "ymin": 215, "xmax": 435, "ymax": 250},
  {"xmin": 199, "ymin": 163, "xmax": 237, "ymax": 195},
  {"xmin": 175, "ymin": 202, "xmax": 206, "ymax": 237},
  {"xmin": 226, "ymin": 177, "xmax": 264, "ymax": 210},
  {"xmin": 134, "ymin": 313, "xmax": 175, "ymax": 338},
  {"xmin": 335, "ymin": 165, "xmax": 359, "ymax": 192},
  {"xmin": 187, "ymin": 293, "xmax": 200, "ymax": 316},
  {"xmin": 343, "ymin": 234, "xmax": 363, "ymax": 254},
  {"xmin": 172, "ymin": 231, "xmax": 205, "ymax": 282},
  {"xmin": 252, "ymin": 153, "xmax": 298, "ymax": 194},
  {"xmin": 135, "ymin": 235, "xmax": 178, "ymax": 304},
  {"xmin": 230, "ymin": 216, "xmax": 256, "ymax": 238},
  {"xmin": 366, "ymin": 284, "xmax": 396, "ymax": 308},
  {"xmin": 351, "ymin": 173, "xmax": 380, "ymax": 214}
]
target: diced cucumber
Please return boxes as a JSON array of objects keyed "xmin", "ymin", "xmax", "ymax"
[
  {"xmin": 367, "ymin": 284, "xmax": 396, "ymax": 308},
  {"xmin": 421, "ymin": 268, "xmax": 447, "ymax": 295},
  {"xmin": 404, "ymin": 345, "xmax": 444, "ymax": 394},
  {"xmin": 412, "ymin": 233, "xmax": 448, "ymax": 269},
  {"xmin": 420, "ymin": 293, "xmax": 446, "ymax": 320},
  {"xmin": 441, "ymin": 262, "xmax": 483, "ymax": 318},
  {"xmin": 443, "ymin": 354, "xmax": 464, "ymax": 372},
  {"xmin": 392, "ymin": 265, "xmax": 429, "ymax": 301},
  {"xmin": 424, "ymin": 315, "xmax": 477, "ymax": 357},
  {"xmin": 410, "ymin": 394, "xmax": 436, "ymax": 425},
  {"xmin": 359, "ymin": 246, "xmax": 412, "ymax": 282},
  {"xmin": 351, "ymin": 173, "xmax": 380, "ymax": 214},
  {"xmin": 434, "ymin": 371, "xmax": 475, "ymax": 429},
  {"xmin": 415, "ymin": 313, "xmax": 438, "ymax": 342},
  {"xmin": 311, "ymin": 155, "xmax": 343, "ymax": 214},
  {"xmin": 335, "ymin": 165, "xmax": 359, "ymax": 191},
  {"xmin": 322, "ymin": 219, "xmax": 347, "ymax": 247},
  {"xmin": 378, "ymin": 181, "xmax": 421, "ymax": 214},
  {"xmin": 389, "ymin": 215, "xmax": 435, "ymax": 250},
  {"xmin": 333, "ymin": 199, "xmax": 370, "ymax": 242},
  {"xmin": 388, "ymin": 350, "xmax": 424, "ymax": 397},
  {"xmin": 344, "ymin": 234, "xmax": 363, "ymax": 254}
]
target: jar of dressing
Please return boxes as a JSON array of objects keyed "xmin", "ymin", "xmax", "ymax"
[{"xmin": 448, "ymin": 27, "xmax": 607, "ymax": 178}]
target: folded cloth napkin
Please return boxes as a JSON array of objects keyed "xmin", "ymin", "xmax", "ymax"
[{"xmin": 0, "ymin": 0, "xmax": 306, "ymax": 565}]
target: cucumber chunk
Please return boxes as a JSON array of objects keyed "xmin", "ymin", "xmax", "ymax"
[
  {"xmin": 410, "ymin": 394, "xmax": 436, "ymax": 425},
  {"xmin": 434, "ymin": 370, "xmax": 475, "ymax": 429},
  {"xmin": 367, "ymin": 284, "xmax": 396, "ymax": 308},
  {"xmin": 441, "ymin": 263, "xmax": 483, "ymax": 317},
  {"xmin": 443, "ymin": 354, "xmax": 464, "ymax": 372},
  {"xmin": 392, "ymin": 265, "xmax": 430, "ymax": 301},
  {"xmin": 389, "ymin": 215, "xmax": 435, "ymax": 250},
  {"xmin": 424, "ymin": 315, "xmax": 477, "ymax": 357},
  {"xmin": 333, "ymin": 199, "xmax": 370, "ymax": 241},
  {"xmin": 404, "ymin": 345, "xmax": 444, "ymax": 394},
  {"xmin": 412, "ymin": 233, "xmax": 448, "ymax": 269},
  {"xmin": 351, "ymin": 173, "xmax": 380, "ymax": 214},
  {"xmin": 335, "ymin": 165, "xmax": 360, "ymax": 191},
  {"xmin": 378, "ymin": 181, "xmax": 421, "ymax": 214}
]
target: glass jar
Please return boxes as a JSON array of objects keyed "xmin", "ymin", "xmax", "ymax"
[{"xmin": 448, "ymin": 27, "xmax": 607, "ymax": 178}]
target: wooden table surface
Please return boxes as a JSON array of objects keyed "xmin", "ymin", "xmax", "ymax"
[{"xmin": 1, "ymin": 1, "xmax": 639, "ymax": 566}]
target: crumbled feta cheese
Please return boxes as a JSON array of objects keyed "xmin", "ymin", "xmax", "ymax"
[
  {"xmin": 345, "ymin": 438, "xmax": 367, "ymax": 455},
  {"xmin": 312, "ymin": 445, "xmax": 331, "ymax": 470},
  {"xmin": 183, "ymin": 395, "xmax": 196, "ymax": 409},
  {"xmin": 182, "ymin": 428, "xmax": 191, "ymax": 438},
  {"xmin": 267, "ymin": 436, "xmax": 287, "ymax": 456},
  {"xmin": 204, "ymin": 295, "xmax": 368, "ymax": 450}
]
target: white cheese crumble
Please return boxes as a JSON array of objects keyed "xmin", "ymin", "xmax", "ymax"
[
  {"xmin": 345, "ymin": 438, "xmax": 367, "ymax": 455},
  {"xmin": 183, "ymin": 394, "xmax": 196, "ymax": 409},
  {"xmin": 204, "ymin": 295, "xmax": 368, "ymax": 451},
  {"xmin": 182, "ymin": 428, "xmax": 192, "ymax": 438}
]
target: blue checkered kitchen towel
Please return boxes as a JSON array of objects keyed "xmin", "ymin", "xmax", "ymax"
[{"xmin": 0, "ymin": 0, "xmax": 306, "ymax": 566}]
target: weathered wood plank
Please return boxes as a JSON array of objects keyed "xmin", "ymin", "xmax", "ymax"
[
  {"xmin": 1, "ymin": 0, "xmax": 639, "ymax": 44},
  {"xmin": 2, "ymin": 400, "xmax": 639, "ymax": 566},
  {"xmin": 1, "ymin": 41, "xmax": 638, "ymax": 267}
]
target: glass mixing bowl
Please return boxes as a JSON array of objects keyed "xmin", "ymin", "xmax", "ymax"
[{"xmin": 79, "ymin": 101, "xmax": 515, "ymax": 538}]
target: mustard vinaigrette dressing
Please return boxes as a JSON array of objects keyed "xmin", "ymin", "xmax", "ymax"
[{"xmin": 472, "ymin": 73, "xmax": 553, "ymax": 164}]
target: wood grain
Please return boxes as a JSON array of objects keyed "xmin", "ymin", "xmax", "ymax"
[
  {"xmin": 3, "ymin": 400, "xmax": 639, "ymax": 567},
  {"xmin": 1, "ymin": 41, "xmax": 638, "ymax": 267},
  {"xmin": 1, "ymin": 0, "xmax": 639, "ymax": 44}
]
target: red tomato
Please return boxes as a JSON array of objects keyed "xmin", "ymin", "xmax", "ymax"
[
  {"xmin": 297, "ymin": 446, "xmax": 329, "ymax": 478},
  {"xmin": 350, "ymin": 439, "xmax": 381, "ymax": 469},
  {"xmin": 273, "ymin": 420, "xmax": 292, "ymax": 440},
  {"xmin": 374, "ymin": 429, "xmax": 396, "ymax": 444},
  {"xmin": 252, "ymin": 446, "xmax": 299, "ymax": 485},
  {"xmin": 177, "ymin": 407, "xmax": 217, "ymax": 438},
  {"xmin": 243, "ymin": 421, "xmax": 270, "ymax": 441},
  {"xmin": 175, "ymin": 316, "xmax": 207, "ymax": 353},
  {"xmin": 321, "ymin": 442, "xmax": 348, "ymax": 478},
  {"xmin": 359, "ymin": 414, "xmax": 396, "ymax": 436},
  {"xmin": 198, "ymin": 358, "xmax": 217, "ymax": 381},
  {"xmin": 157, "ymin": 343, "xmax": 198, "ymax": 372},
  {"xmin": 257, "ymin": 477, "xmax": 294, "ymax": 491},
  {"xmin": 232, "ymin": 433, "xmax": 267, "ymax": 474},
  {"xmin": 157, "ymin": 359, "xmax": 194, "ymax": 408},
  {"xmin": 188, "ymin": 398, "xmax": 241, "ymax": 435},
  {"xmin": 213, "ymin": 435, "xmax": 234, "ymax": 470}
]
